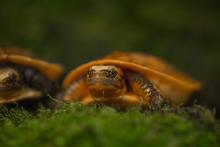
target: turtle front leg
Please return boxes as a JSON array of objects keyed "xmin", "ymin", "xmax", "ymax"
[
  {"xmin": 80, "ymin": 95, "xmax": 95, "ymax": 105},
  {"xmin": 126, "ymin": 72, "xmax": 166, "ymax": 110},
  {"xmin": 81, "ymin": 94, "xmax": 141, "ymax": 107}
]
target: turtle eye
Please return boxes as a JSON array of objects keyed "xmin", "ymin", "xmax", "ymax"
[
  {"xmin": 87, "ymin": 69, "xmax": 95, "ymax": 78},
  {"xmin": 107, "ymin": 70, "xmax": 116, "ymax": 78},
  {"xmin": 5, "ymin": 73, "xmax": 18, "ymax": 84}
]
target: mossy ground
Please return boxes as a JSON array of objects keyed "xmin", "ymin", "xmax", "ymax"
[{"xmin": 0, "ymin": 103, "xmax": 219, "ymax": 147}]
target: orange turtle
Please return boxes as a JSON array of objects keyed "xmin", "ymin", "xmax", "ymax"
[
  {"xmin": 0, "ymin": 48, "xmax": 63, "ymax": 104},
  {"xmin": 62, "ymin": 52, "xmax": 201, "ymax": 109}
]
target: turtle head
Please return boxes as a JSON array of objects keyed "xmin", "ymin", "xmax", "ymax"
[
  {"xmin": 0, "ymin": 67, "xmax": 42, "ymax": 103},
  {"xmin": 0, "ymin": 68, "xmax": 22, "ymax": 90},
  {"xmin": 86, "ymin": 65, "xmax": 126, "ymax": 97}
]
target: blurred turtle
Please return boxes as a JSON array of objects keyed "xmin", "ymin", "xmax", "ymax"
[
  {"xmin": 0, "ymin": 48, "xmax": 63, "ymax": 104},
  {"xmin": 62, "ymin": 51, "xmax": 201, "ymax": 109}
]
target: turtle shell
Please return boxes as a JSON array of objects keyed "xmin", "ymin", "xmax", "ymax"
[
  {"xmin": 0, "ymin": 48, "xmax": 63, "ymax": 80},
  {"xmin": 63, "ymin": 51, "xmax": 201, "ymax": 105}
]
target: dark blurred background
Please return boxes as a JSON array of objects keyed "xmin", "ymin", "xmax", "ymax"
[{"xmin": 0, "ymin": 0, "xmax": 219, "ymax": 115}]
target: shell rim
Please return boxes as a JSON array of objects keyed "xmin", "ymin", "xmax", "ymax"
[
  {"xmin": 63, "ymin": 59, "xmax": 202, "ymax": 91},
  {"xmin": 0, "ymin": 54, "xmax": 64, "ymax": 80}
]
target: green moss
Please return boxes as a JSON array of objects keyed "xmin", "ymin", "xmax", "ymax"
[{"xmin": 0, "ymin": 104, "xmax": 219, "ymax": 147}]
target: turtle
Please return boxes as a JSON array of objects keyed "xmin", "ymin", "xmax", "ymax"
[
  {"xmin": 0, "ymin": 47, "xmax": 64, "ymax": 104},
  {"xmin": 62, "ymin": 51, "xmax": 201, "ymax": 109}
]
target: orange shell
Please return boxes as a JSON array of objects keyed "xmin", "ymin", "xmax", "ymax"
[
  {"xmin": 63, "ymin": 52, "xmax": 201, "ymax": 105},
  {"xmin": 0, "ymin": 48, "xmax": 63, "ymax": 80}
]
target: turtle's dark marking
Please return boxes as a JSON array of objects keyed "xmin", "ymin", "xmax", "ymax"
[
  {"xmin": 22, "ymin": 67, "xmax": 57, "ymax": 94},
  {"xmin": 126, "ymin": 72, "xmax": 164, "ymax": 109}
]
